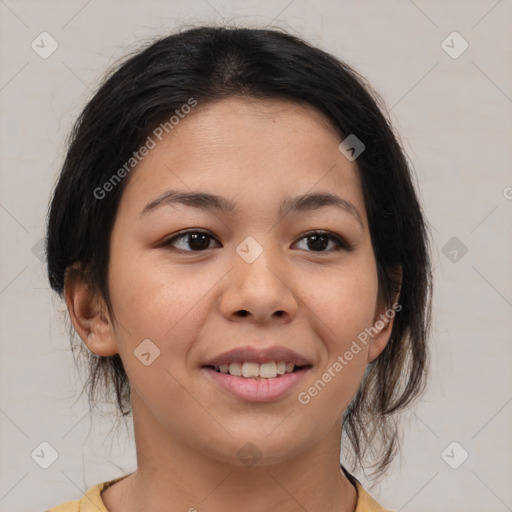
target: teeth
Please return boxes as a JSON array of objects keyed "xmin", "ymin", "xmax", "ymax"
[
  {"xmin": 259, "ymin": 361, "xmax": 277, "ymax": 378},
  {"xmin": 213, "ymin": 361, "xmax": 301, "ymax": 378},
  {"xmin": 228, "ymin": 362, "xmax": 242, "ymax": 376},
  {"xmin": 242, "ymin": 362, "xmax": 259, "ymax": 378}
]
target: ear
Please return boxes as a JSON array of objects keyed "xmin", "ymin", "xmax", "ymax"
[
  {"xmin": 63, "ymin": 264, "xmax": 119, "ymax": 357},
  {"xmin": 367, "ymin": 266, "xmax": 402, "ymax": 363}
]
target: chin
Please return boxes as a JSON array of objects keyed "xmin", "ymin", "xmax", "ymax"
[{"xmin": 197, "ymin": 430, "xmax": 311, "ymax": 469}]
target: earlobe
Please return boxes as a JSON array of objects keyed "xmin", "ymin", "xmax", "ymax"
[
  {"xmin": 63, "ymin": 265, "xmax": 119, "ymax": 357},
  {"xmin": 368, "ymin": 266, "xmax": 402, "ymax": 363},
  {"xmin": 367, "ymin": 314, "xmax": 394, "ymax": 363}
]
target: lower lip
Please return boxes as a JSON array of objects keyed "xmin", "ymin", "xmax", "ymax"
[{"xmin": 202, "ymin": 367, "xmax": 310, "ymax": 402}]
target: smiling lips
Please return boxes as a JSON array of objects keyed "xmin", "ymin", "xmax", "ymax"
[{"xmin": 201, "ymin": 345, "xmax": 312, "ymax": 402}]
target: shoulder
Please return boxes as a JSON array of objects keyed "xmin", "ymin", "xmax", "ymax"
[
  {"xmin": 354, "ymin": 480, "xmax": 394, "ymax": 512},
  {"xmin": 44, "ymin": 476, "xmax": 127, "ymax": 512}
]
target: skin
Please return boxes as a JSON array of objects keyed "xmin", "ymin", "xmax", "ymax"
[{"xmin": 65, "ymin": 96, "xmax": 400, "ymax": 512}]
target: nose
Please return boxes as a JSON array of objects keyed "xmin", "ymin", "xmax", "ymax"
[{"xmin": 218, "ymin": 242, "xmax": 299, "ymax": 323}]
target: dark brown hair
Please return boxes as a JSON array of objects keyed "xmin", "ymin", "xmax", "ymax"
[{"xmin": 45, "ymin": 24, "xmax": 433, "ymax": 480}]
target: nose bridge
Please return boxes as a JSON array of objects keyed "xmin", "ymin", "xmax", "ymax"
[
  {"xmin": 220, "ymin": 233, "xmax": 298, "ymax": 321},
  {"xmin": 234, "ymin": 233, "xmax": 285, "ymax": 286}
]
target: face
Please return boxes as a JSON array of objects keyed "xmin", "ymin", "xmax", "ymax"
[{"xmin": 78, "ymin": 97, "xmax": 395, "ymax": 466}]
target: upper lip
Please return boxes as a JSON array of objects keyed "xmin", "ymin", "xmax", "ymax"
[{"xmin": 202, "ymin": 345, "xmax": 312, "ymax": 367}]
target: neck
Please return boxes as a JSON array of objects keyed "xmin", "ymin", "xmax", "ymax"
[{"xmin": 103, "ymin": 393, "xmax": 358, "ymax": 512}]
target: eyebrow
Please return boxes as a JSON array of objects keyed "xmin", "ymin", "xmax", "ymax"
[{"xmin": 139, "ymin": 190, "xmax": 364, "ymax": 229}]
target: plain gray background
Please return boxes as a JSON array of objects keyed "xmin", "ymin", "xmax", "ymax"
[{"xmin": 1, "ymin": 1, "xmax": 511, "ymax": 511}]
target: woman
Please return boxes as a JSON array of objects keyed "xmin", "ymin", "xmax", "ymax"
[{"xmin": 44, "ymin": 25, "xmax": 432, "ymax": 512}]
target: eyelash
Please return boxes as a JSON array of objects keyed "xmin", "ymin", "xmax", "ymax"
[{"xmin": 159, "ymin": 229, "xmax": 352, "ymax": 254}]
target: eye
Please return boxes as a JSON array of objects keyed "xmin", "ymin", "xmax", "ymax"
[
  {"xmin": 160, "ymin": 230, "xmax": 220, "ymax": 252},
  {"xmin": 159, "ymin": 229, "xmax": 352, "ymax": 254},
  {"xmin": 293, "ymin": 230, "xmax": 352, "ymax": 253}
]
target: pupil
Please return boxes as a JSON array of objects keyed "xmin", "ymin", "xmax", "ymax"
[
  {"xmin": 189, "ymin": 233, "xmax": 210, "ymax": 250},
  {"xmin": 308, "ymin": 235, "xmax": 328, "ymax": 251}
]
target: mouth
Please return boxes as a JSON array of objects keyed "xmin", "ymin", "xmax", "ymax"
[
  {"xmin": 201, "ymin": 361, "xmax": 312, "ymax": 402},
  {"xmin": 202, "ymin": 361, "xmax": 312, "ymax": 379},
  {"xmin": 200, "ymin": 345, "xmax": 313, "ymax": 402}
]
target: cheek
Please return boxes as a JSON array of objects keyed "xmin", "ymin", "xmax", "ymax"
[
  {"xmin": 299, "ymin": 256, "xmax": 379, "ymax": 344},
  {"xmin": 107, "ymin": 249, "xmax": 218, "ymax": 364},
  {"xmin": 296, "ymin": 266, "xmax": 378, "ymax": 416}
]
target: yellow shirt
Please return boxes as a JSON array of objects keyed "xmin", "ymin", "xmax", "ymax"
[{"xmin": 44, "ymin": 472, "xmax": 393, "ymax": 512}]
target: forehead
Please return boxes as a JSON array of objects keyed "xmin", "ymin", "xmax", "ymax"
[
  {"xmin": 117, "ymin": 96, "xmax": 366, "ymax": 223},
  {"xmin": 184, "ymin": 95, "xmax": 340, "ymax": 134},
  {"xmin": 134, "ymin": 96, "xmax": 344, "ymax": 168}
]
